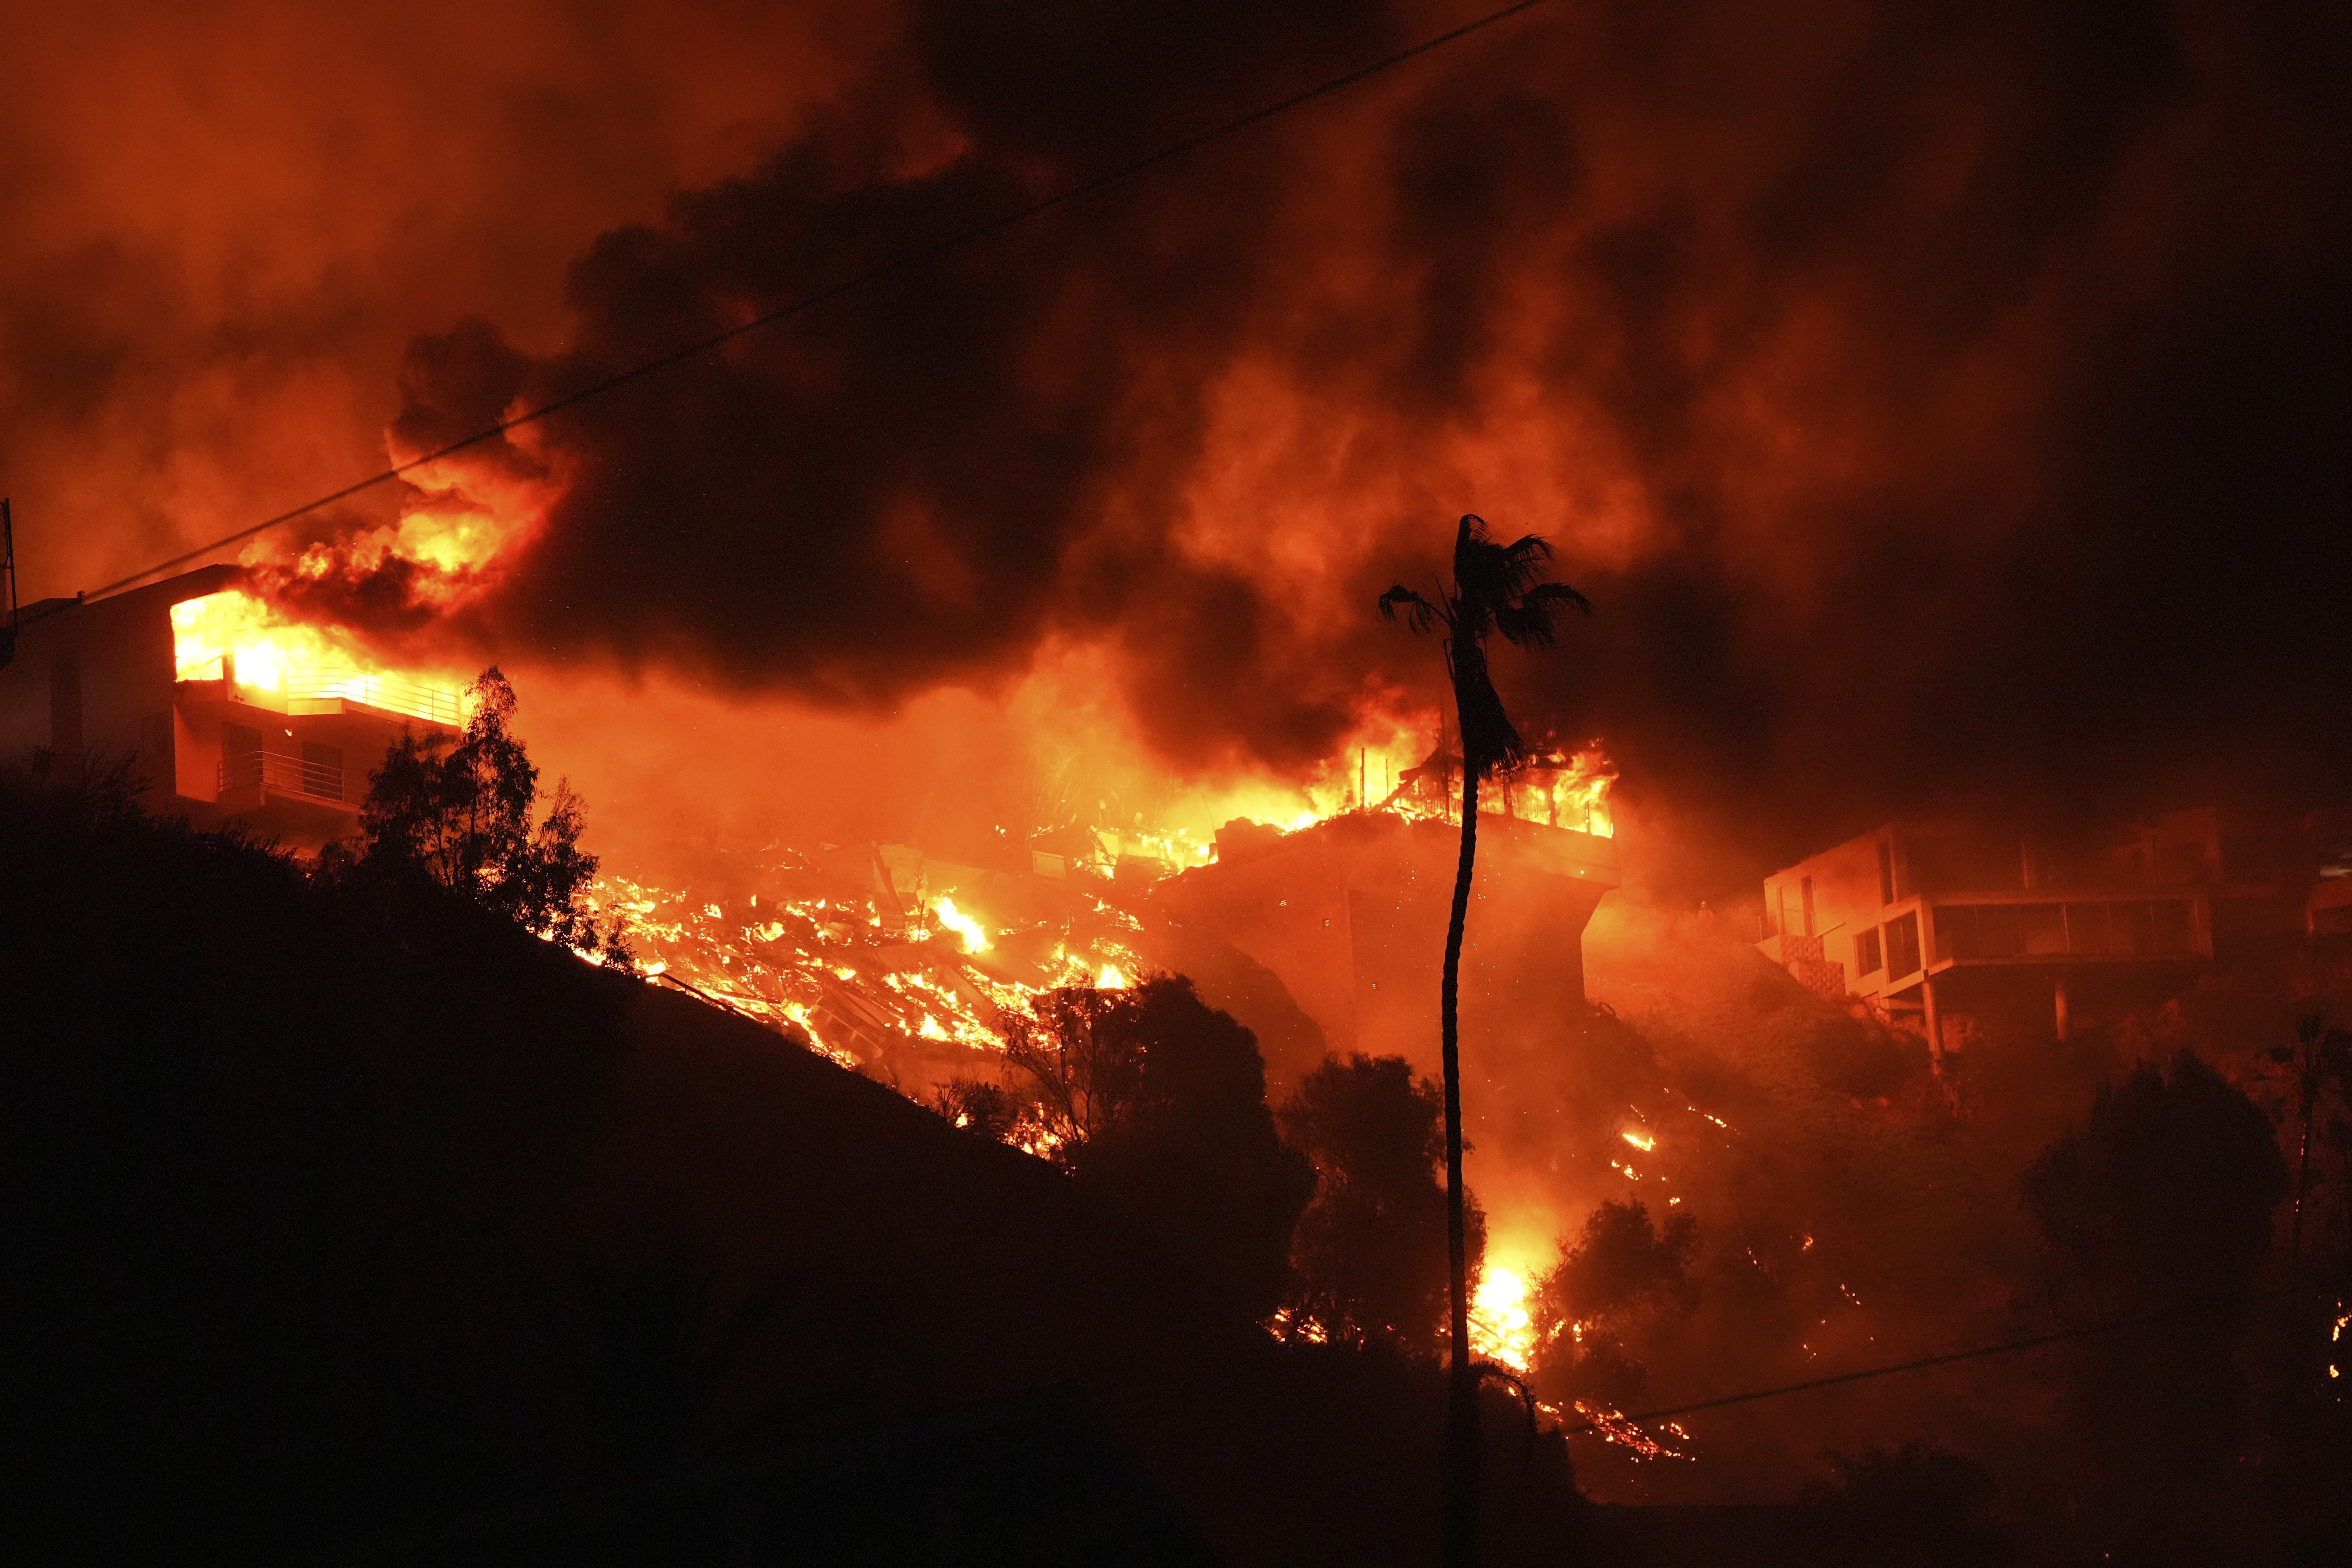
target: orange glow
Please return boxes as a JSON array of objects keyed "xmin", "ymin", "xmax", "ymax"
[
  {"xmin": 1470, "ymin": 1266, "xmax": 1536, "ymax": 1373},
  {"xmin": 1620, "ymin": 1128, "xmax": 1656, "ymax": 1152}
]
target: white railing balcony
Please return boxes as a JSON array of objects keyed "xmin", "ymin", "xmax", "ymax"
[
  {"xmin": 218, "ymin": 751, "xmax": 349, "ymax": 805},
  {"xmin": 281, "ymin": 670, "xmax": 464, "ymax": 727}
]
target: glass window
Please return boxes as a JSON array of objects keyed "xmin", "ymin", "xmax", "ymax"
[
  {"xmin": 1855, "ymin": 926, "xmax": 1883, "ymax": 974},
  {"xmin": 1886, "ymin": 912, "xmax": 1922, "ymax": 978},
  {"xmin": 2022, "ymin": 904, "xmax": 2067, "ymax": 955}
]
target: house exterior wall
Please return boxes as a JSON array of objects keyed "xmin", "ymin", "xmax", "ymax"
[
  {"xmin": 0, "ymin": 566, "xmax": 459, "ymax": 851},
  {"xmin": 1759, "ymin": 808, "xmax": 2339, "ymax": 1043}
]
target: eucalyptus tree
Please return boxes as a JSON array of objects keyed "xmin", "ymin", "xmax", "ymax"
[{"xmin": 1379, "ymin": 514, "xmax": 1590, "ymax": 1566}]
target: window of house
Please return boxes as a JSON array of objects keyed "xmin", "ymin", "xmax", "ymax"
[
  {"xmin": 1800, "ymin": 876, "xmax": 1815, "ymax": 937},
  {"xmin": 1886, "ymin": 912, "xmax": 1922, "ymax": 978},
  {"xmin": 1855, "ymin": 926, "xmax": 1883, "ymax": 975},
  {"xmin": 2062, "ymin": 903, "xmax": 2111, "ymax": 955},
  {"xmin": 2022, "ymin": 903, "xmax": 2067, "ymax": 955},
  {"xmin": 1936, "ymin": 904, "xmax": 1976, "ymax": 962},
  {"xmin": 223, "ymin": 722, "xmax": 265, "ymax": 790},
  {"xmin": 1877, "ymin": 839, "xmax": 1895, "ymax": 906},
  {"xmin": 1977, "ymin": 904, "xmax": 2023, "ymax": 958}
]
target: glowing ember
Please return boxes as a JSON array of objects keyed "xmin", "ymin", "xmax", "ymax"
[
  {"xmin": 1567, "ymin": 1401, "xmax": 1692, "ymax": 1463},
  {"xmin": 1620, "ymin": 1129, "xmax": 1656, "ymax": 1152},
  {"xmin": 1097, "ymin": 963, "xmax": 1130, "ymax": 989}
]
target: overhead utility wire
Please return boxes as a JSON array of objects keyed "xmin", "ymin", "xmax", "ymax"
[
  {"xmin": 90, "ymin": 0, "xmax": 1556, "ymax": 601},
  {"xmin": 1556, "ymin": 1283, "xmax": 2328, "ymax": 1440}
]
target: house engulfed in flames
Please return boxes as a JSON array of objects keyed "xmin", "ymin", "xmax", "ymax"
[
  {"xmin": 1759, "ymin": 811, "xmax": 2352, "ymax": 1058},
  {"xmin": 0, "ymin": 565, "xmax": 463, "ymax": 849}
]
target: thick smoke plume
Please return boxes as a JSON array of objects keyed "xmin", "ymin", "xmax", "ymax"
[{"xmin": 5, "ymin": 0, "xmax": 2347, "ymax": 880}]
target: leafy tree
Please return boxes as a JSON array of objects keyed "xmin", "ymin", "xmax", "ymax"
[
  {"xmin": 1001, "ymin": 985, "xmax": 1142, "ymax": 1151},
  {"xmin": 1530, "ymin": 1199, "xmax": 1697, "ymax": 1408},
  {"xmin": 1001, "ymin": 976, "xmax": 1313, "ymax": 1320},
  {"xmin": 2022, "ymin": 1050, "xmax": 2287, "ymax": 1315},
  {"xmin": 324, "ymin": 667, "xmax": 630, "ymax": 965},
  {"xmin": 2020, "ymin": 1051, "xmax": 2290, "ymax": 1560},
  {"xmin": 1380, "ymin": 513, "xmax": 1590, "ymax": 1563},
  {"xmin": 1798, "ymin": 1442, "xmax": 2014, "ymax": 1568},
  {"xmin": 1278, "ymin": 1053, "xmax": 1485, "ymax": 1351}
]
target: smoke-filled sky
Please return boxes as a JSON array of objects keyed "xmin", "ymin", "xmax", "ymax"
[{"xmin": 5, "ymin": 0, "xmax": 2346, "ymax": 880}]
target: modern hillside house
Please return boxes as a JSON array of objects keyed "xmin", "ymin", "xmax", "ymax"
[
  {"xmin": 0, "ymin": 565, "xmax": 462, "ymax": 850},
  {"xmin": 1759, "ymin": 811, "xmax": 2348, "ymax": 1058}
]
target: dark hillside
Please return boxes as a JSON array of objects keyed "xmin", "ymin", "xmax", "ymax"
[{"xmin": 0, "ymin": 768, "xmax": 1579, "ymax": 1564}]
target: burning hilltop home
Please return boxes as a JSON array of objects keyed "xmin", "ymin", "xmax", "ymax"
[
  {"xmin": 1759, "ymin": 810, "xmax": 2352, "ymax": 1058},
  {"xmin": 0, "ymin": 565, "xmax": 464, "ymax": 850},
  {"xmin": 1156, "ymin": 746, "xmax": 1619, "ymax": 1065}
]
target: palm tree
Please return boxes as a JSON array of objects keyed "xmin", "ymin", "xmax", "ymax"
[{"xmin": 1379, "ymin": 514, "xmax": 1590, "ymax": 1568}]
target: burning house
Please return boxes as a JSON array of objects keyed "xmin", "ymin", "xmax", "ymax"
[
  {"xmin": 0, "ymin": 566, "xmax": 464, "ymax": 850},
  {"xmin": 1759, "ymin": 810, "xmax": 2352, "ymax": 1056},
  {"xmin": 1156, "ymin": 804, "xmax": 1619, "ymax": 1064}
]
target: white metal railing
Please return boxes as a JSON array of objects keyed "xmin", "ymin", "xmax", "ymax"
[
  {"xmin": 280, "ymin": 670, "xmax": 464, "ymax": 727},
  {"xmin": 218, "ymin": 750, "xmax": 348, "ymax": 804}
]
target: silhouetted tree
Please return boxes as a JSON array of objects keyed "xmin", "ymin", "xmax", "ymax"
[
  {"xmin": 2271, "ymin": 1016, "xmax": 2352, "ymax": 1287},
  {"xmin": 1003, "ymin": 976, "xmax": 1313, "ymax": 1320},
  {"xmin": 1381, "ymin": 513, "xmax": 1590, "ymax": 1566},
  {"xmin": 1278, "ymin": 1053, "xmax": 1486, "ymax": 1350},
  {"xmin": 1001, "ymin": 985, "xmax": 1141, "ymax": 1150},
  {"xmin": 322, "ymin": 667, "xmax": 631, "ymax": 964},
  {"xmin": 2023, "ymin": 1051, "xmax": 2288, "ymax": 1316},
  {"xmin": 1798, "ymin": 1442, "xmax": 2014, "ymax": 1568},
  {"xmin": 1530, "ymin": 1200, "xmax": 1698, "ymax": 1408},
  {"xmin": 931, "ymin": 1076, "xmax": 1025, "ymax": 1143},
  {"xmin": 2021, "ymin": 1051, "xmax": 2290, "ymax": 1561}
]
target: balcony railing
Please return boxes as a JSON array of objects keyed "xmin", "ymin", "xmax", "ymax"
[
  {"xmin": 281, "ymin": 670, "xmax": 464, "ymax": 727},
  {"xmin": 219, "ymin": 751, "xmax": 348, "ymax": 804}
]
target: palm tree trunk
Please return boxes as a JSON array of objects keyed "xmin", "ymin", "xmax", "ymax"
[{"xmin": 1441, "ymin": 762, "xmax": 1480, "ymax": 1568}]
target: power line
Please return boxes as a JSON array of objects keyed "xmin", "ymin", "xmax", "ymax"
[
  {"xmin": 1557, "ymin": 1284, "xmax": 2327, "ymax": 1440},
  {"xmin": 88, "ymin": 0, "xmax": 1556, "ymax": 602}
]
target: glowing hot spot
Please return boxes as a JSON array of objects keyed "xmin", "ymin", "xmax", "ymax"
[
  {"xmin": 1621, "ymin": 1129, "xmax": 1656, "ymax": 1152},
  {"xmin": 1470, "ymin": 1266, "xmax": 1536, "ymax": 1372},
  {"xmin": 935, "ymin": 897, "xmax": 990, "ymax": 954}
]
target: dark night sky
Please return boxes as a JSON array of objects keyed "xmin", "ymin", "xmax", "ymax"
[{"xmin": 4, "ymin": 0, "xmax": 2347, "ymax": 878}]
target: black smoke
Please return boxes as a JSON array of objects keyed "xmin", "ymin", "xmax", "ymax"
[{"xmin": 369, "ymin": 0, "xmax": 2351, "ymax": 877}]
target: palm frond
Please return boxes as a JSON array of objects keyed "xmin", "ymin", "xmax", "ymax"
[
  {"xmin": 1377, "ymin": 584, "xmax": 1441, "ymax": 635},
  {"xmin": 1493, "ymin": 580, "xmax": 1594, "ymax": 648},
  {"xmin": 1497, "ymin": 534, "xmax": 1555, "ymax": 596}
]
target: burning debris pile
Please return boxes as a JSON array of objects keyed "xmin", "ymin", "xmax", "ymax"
[
  {"xmin": 592, "ymin": 842, "xmax": 1151, "ymax": 1098},
  {"xmin": 586, "ymin": 741, "xmax": 1615, "ymax": 1109}
]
